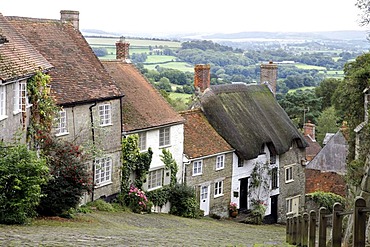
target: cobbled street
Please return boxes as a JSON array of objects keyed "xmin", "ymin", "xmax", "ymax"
[{"xmin": 0, "ymin": 211, "xmax": 291, "ymax": 246}]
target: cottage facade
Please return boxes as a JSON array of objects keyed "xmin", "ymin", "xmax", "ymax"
[
  {"xmin": 102, "ymin": 39, "xmax": 185, "ymax": 212},
  {"xmin": 181, "ymin": 109, "xmax": 235, "ymax": 217},
  {"xmin": 7, "ymin": 11, "xmax": 125, "ymax": 202},
  {"xmin": 193, "ymin": 64, "xmax": 307, "ymax": 223},
  {"xmin": 0, "ymin": 13, "xmax": 53, "ymax": 143}
]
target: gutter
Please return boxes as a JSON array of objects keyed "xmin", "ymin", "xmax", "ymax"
[{"xmin": 89, "ymin": 101, "xmax": 97, "ymax": 202}]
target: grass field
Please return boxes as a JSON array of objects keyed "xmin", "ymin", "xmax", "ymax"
[
  {"xmin": 294, "ymin": 63, "xmax": 327, "ymax": 70},
  {"xmin": 169, "ymin": 92, "xmax": 192, "ymax": 101},
  {"xmin": 145, "ymin": 62, "xmax": 194, "ymax": 72},
  {"xmin": 288, "ymin": 86, "xmax": 315, "ymax": 93},
  {"xmin": 145, "ymin": 55, "xmax": 177, "ymax": 63}
]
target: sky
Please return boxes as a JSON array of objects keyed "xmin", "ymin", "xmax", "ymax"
[{"xmin": 1, "ymin": 0, "xmax": 367, "ymax": 35}]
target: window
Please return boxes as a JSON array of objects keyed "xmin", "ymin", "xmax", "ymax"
[
  {"xmin": 148, "ymin": 169, "xmax": 163, "ymax": 190},
  {"xmin": 0, "ymin": 86, "xmax": 6, "ymax": 119},
  {"xmin": 99, "ymin": 103, "xmax": 111, "ymax": 126},
  {"xmin": 286, "ymin": 196, "xmax": 300, "ymax": 215},
  {"xmin": 193, "ymin": 160, "xmax": 203, "ymax": 176},
  {"xmin": 286, "ymin": 198, "xmax": 293, "ymax": 214},
  {"xmin": 55, "ymin": 110, "xmax": 68, "ymax": 135},
  {"xmin": 14, "ymin": 80, "xmax": 29, "ymax": 113},
  {"xmin": 271, "ymin": 167, "xmax": 278, "ymax": 189},
  {"xmin": 95, "ymin": 157, "xmax": 112, "ymax": 186},
  {"xmin": 138, "ymin": 132, "xmax": 147, "ymax": 151},
  {"xmin": 285, "ymin": 166, "xmax": 293, "ymax": 183},
  {"xmin": 214, "ymin": 180, "xmax": 224, "ymax": 197},
  {"xmin": 238, "ymin": 157, "xmax": 244, "ymax": 167},
  {"xmin": 159, "ymin": 127, "xmax": 170, "ymax": 146},
  {"xmin": 216, "ymin": 155, "xmax": 225, "ymax": 170}
]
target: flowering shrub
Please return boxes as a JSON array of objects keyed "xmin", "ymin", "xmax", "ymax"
[
  {"xmin": 37, "ymin": 138, "xmax": 93, "ymax": 216},
  {"xmin": 127, "ymin": 184, "xmax": 148, "ymax": 213},
  {"xmin": 229, "ymin": 202, "xmax": 237, "ymax": 212}
]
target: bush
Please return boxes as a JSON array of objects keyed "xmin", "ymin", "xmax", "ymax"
[
  {"xmin": 169, "ymin": 184, "xmax": 202, "ymax": 218},
  {"xmin": 0, "ymin": 142, "xmax": 49, "ymax": 224},
  {"xmin": 37, "ymin": 138, "xmax": 93, "ymax": 216},
  {"xmin": 146, "ymin": 186, "xmax": 171, "ymax": 208},
  {"xmin": 125, "ymin": 184, "xmax": 148, "ymax": 213},
  {"xmin": 307, "ymin": 191, "xmax": 345, "ymax": 212},
  {"xmin": 87, "ymin": 199, "xmax": 115, "ymax": 212}
]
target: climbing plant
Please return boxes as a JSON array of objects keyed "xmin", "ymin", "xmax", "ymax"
[
  {"xmin": 27, "ymin": 70, "xmax": 59, "ymax": 149},
  {"xmin": 120, "ymin": 135, "xmax": 152, "ymax": 194},
  {"xmin": 160, "ymin": 149, "xmax": 178, "ymax": 187}
]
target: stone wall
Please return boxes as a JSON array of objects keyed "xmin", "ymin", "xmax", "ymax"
[
  {"xmin": 185, "ymin": 152, "xmax": 233, "ymax": 218},
  {"xmin": 278, "ymin": 146, "xmax": 306, "ymax": 223}
]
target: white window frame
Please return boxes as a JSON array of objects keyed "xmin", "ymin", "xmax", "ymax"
[
  {"xmin": 55, "ymin": 109, "xmax": 68, "ymax": 136},
  {"xmin": 99, "ymin": 103, "xmax": 112, "ymax": 126},
  {"xmin": 286, "ymin": 195, "xmax": 300, "ymax": 215},
  {"xmin": 214, "ymin": 180, "xmax": 224, "ymax": 198},
  {"xmin": 285, "ymin": 165, "xmax": 294, "ymax": 183},
  {"xmin": 13, "ymin": 80, "xmax": 30, "ymax": 114},
  {"xmin": 192, "ymin": 160, "xmax": 203, "ymax": 176},
  {"xmin": 159, "ymin": 127, "xmax": 170, "ymax": 147},
  {"xmin": 138, "ymin": 132, "xmax": 147, "ymax": 151},
  {"xmin": 148, "ymin": 169, "xmax": 163, "ymax": 190},
  {"xmin": 94, "ymin": 157, "xmax": 112, "ymax": 186},
  {"xmin": 215, "ymin": 155, "xmax": 225, "ymax": 170},
  {"xmin": 0, "ymin": 85, "xmax": 6, "ymax": 120}
]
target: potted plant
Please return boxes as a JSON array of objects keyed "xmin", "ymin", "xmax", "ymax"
[{"xmin": 229, "ymin": 202, "xmax": 238, "ymax": 218}]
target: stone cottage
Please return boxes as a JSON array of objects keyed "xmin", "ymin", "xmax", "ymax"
[
  {"xmin": 192, "ymin": 64, "xmax": 307, "ymax": 223},
  {"xmin": 7, "ymin": 11, "xmax": 125, "ymax": 203},
  {"xmin": 102, "ymin": 38, "xmax": 185, "ymax": 212},
  {"xmin": 0, "ymin": 13, "xmax": 53, "ymax": 143}
]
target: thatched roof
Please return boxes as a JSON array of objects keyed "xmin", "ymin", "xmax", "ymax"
[{"xmin": 200, "ymin": 83, "xmax": 307, "ymax": 160}]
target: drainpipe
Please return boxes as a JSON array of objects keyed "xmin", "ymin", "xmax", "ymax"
[{"xmin": 89, "ymin": 102, "xmax": 97, "ymax": 201}]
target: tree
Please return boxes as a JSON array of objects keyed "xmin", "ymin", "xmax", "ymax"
[
  {"xmin": 0, "ymin": 142, "xmax": 49, "ymax": 224},
  {"xmin": 316, "ymin": 106, "xmax": 339, "ymax": 144},
  {"xmin": 332, "ymin": 52, "xmax": 370, "ymax": 162},
  {"xmin": 315, "ymin": 78, "xmax": 341, "ymax": 111},
  {"xmin": 278, "ymin": 89, "xmax": 322, "ymax": 128}
]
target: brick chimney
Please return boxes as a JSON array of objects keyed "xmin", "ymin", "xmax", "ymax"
[
  {"xmin": 60, "ymin": 10, "xmax": 79, "ymax": 29},
  {"xmin": 303, "ymin": 121, "xmax": 316, "ymax": 141},
  {"xmin": 194, "ymin": 64, "xmax": 210, "ymax": 94},
  {"xmin": 116, "ymin": 37, "xmax": 130, "ymax": 62},
  {"xmin": 260, "ymin": 61, "xmax": 277, "ymax": 96}
]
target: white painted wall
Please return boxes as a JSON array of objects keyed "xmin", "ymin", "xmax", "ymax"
[{"xmin": 230, "ymin": 147, "xmax": 280, "ymax": 216}]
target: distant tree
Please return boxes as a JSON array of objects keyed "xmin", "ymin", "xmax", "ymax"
[
  {"xmin": 278, "ymin": 89, "xmax": 322, "ymax": 128},
  {"xmin": 316, "ymin": 106, "xmax": 339, "ymax": 144},
  {"xmin": 315, "ymin": 78, "xmax": 341, "ymax": 110},
  {"xmin": 155, "ymin": 77, "xmax": 172, "ymax": 92},
  {"xmin": 92, "ymin": 47, "xmax": 108, "ymax": 57}
]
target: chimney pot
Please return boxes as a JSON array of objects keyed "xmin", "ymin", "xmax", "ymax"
[
  {"xmin": 116, "ymin": 38, "xmax": 130, "ymax": 62},
  {"xmin": 60, "ymin": 10, "xmax": 79, "ymax": 30},
  {"xmin": 194, "ymin": 64, "xmax": 211, "ymax": 94},
  {"xmin": 304, "ymin": 121, "xmax": 316, "ymax": 141}
]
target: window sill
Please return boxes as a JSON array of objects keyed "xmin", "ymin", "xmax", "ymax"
[
  {"xmin": 94, "ymin": 181, "xmax": 112, "ymax": 189},
  {"xmin": 100, "ymin": 123, "xmax": 113, "ymax": 127},
  {"xmin": 55, "ymin": 132, "xmax": 69, "ymax": 137},
  {"xmin": 216, "ymin": 167, "xmax": 224, "ymax": 171},
  {"xmin": 192, "ymin": 173, "xmax": 202, "ymax": 177},
  {"xmin": 147, "ymin": 185, "xmax": 162, "ymax": 192},
  {"xmin": 159, "ymin": 144, "xmax": 171, "ymax": 149},
  {"xmin": 0, "ymin": 115, "xmax": 8, "ymax": 121},
  {"xmin": 214, "ymin": 194, "xmax": 224, "ymax": 198},
  {"xmin": 285, "ymin": 179, "xmax": 294, "ymax": 184}
]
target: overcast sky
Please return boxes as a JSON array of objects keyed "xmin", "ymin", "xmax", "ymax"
[{"xmin": 1, "ymin": 0, "xmax": 366, "ymax": 35}]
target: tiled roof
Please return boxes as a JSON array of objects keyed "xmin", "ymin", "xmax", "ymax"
[
  {"xmin": 0, "ymin": 13, "xmax": 53, "ymax": 82},
  {"xmin": 102, "ymin": 61, "xmax": 184, "ymax": 131},
  {"xmin": 6, "ymin": 16, "xmax": 123, "ymax": 105},
  {"xmin": 200, "ymin": 84, "xmax": 308, "ymax": 160},
  {"xmin": 304, "ymin": 136, "xmax": 322, "ymax": 161},
  {"xmin": 306, "ymin": 131, "xmax": 348, "ymax": 175},
  {"xmin": 180, "ymin": 109, "xmax": 234, "ymax": 159}
]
